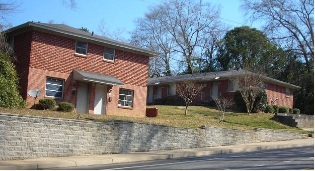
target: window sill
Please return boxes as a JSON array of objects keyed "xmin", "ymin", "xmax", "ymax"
[
  {"xmin": 118, "ymin": 106, "xmax": 133, "ymax": 110},
  {"xmin": 74, "ymin": 53, "xmax": 87, "ymax": 57},
  {"xmin": 226, "ymin": 91, "xmax": 236, "ymax": 93},
  {"xmin": 44, "ymin": 96, "xmax": 63, "ymax": 99},
  {"xmin": 103, "ymin": 59, "xmax": 114, "ymax": 63}
]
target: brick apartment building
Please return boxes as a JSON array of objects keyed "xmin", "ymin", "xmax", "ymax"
[
  {"xmin": 147, "ymin": 70, "xmax": 300, "ymax": 109},
  {"xmin": 5, "ymin": 21, "xmax": 158, "ymax": 117}
]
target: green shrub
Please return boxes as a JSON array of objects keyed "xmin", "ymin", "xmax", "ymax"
[
  {"xmin": 38, "ymin": 99, "xmax": 56, "ymax": 110},
  {"xmin": 154, "ymin": 98, "xmax": 164, "ymax": 105},
  {"xmin": 273, "ymin": 105, "xmax": 279, "ymax": 113},
  {"xmin": 293, "ymin": 108, "xmax": 300, "ymax": 114},
  {"xmin": 253, "ymin": 90, "xmax": 267, "ymax": 112},
  {"xmin": 278, "ymin": 106, "xmax": 289, "ymax": 113},
  {"xmin": 264, "ymin": 105, "xmax": 274, "ymax": 113},
  {"xmin": 234, "ymin": 89, "xmax": 267, "ymax": 113},
  {"xmin": 233, "ymin": 90, "xmax": 247, "ymax": 112},
  {"xmin": 58, "ymin": 102, "xmax": 75, "ymax": 112},
  {"xmin": 0, "ymin": 55, "xmax": 26, "ymax": 108},
  {"xmin": 289, "ymin": 108, "xmax": 293, "ymax": 114}
]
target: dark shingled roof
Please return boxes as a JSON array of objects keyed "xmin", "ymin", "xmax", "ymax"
[
  {"xmin": 148, "ymin": 70, "xmax": 300, "ymax": 89},
  {"xmin": 73, "ymin": 69, "xmax": 123, "ymax": 86},
  {"xmin": 5, "ymin": 21, "xmax": 158, "ymax": 57}
]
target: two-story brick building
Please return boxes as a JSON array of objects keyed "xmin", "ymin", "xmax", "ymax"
[
  {"xmin": 147, "ymin": 70, "xmax": 300, "ymax": 109},
  {"xmin": 5, "ymin": 21, "xmax": 158, "ymax": 117}
]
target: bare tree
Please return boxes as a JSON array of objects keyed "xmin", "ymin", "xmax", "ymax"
[
  {"xmin": 130, "ymin": 14, "xmax": 174, "ymax": 76},
  {"xmin": 234, "ymin": 70, "xmax": 265, "ymax": 114},
  {"xmin": 241, "ymin": 0, "xmax": 314, "ymax": 74},
  {"xmin": 97, "ymin": 19, "xmax": 127, "ymax": 43},
  {"xmin": 62, "ymin": 0, "xmax": 77, "ymax": 9},
  {"xmin": 176, "ymin": 81, "xmax": 204, "ymax": 115},
  {"xmin": 213, "ymin": 97, "xmax": 234, "ymax": 122},
  {"xmin": 131, "ymin": 0, "xmax": 224, "ymax": 75}
]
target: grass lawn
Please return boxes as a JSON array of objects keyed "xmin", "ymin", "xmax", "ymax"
[{"xmin": 0, "ymin": 105, "xmax": 310, "ymax": 134}]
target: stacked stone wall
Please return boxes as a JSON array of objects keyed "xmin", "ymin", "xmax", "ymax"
[{"xmin": 0, "ymin": 113, "xmax": 304, "ymax": 160}]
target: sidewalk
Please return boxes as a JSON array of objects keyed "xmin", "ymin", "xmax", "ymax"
[{"xmin": 0, "ymin": 138, "xmax": 313, "ymax": 170}]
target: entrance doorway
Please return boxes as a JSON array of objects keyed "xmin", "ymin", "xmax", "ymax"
[{"xmin": 94, "ymin": 84, "xmax": 106, "ymax": 115}]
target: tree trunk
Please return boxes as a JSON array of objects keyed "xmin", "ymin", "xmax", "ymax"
[{"xmin": 185, "ymin": 105, "xmax": 188, "ymax": 115}]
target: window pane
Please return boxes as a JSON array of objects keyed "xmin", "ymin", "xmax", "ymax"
[
  {"xmin": 104, "ymin": 48, "xmax": 115, "ymax": 60},
  {"xmin": 118, "ymin": 89, "xmax": 133, "ymax": 107},
  {"xmin": 75, "ymin": 41, "xmax": 87, "ymax": 55},
  {"xmin": 46, "ymin": 77, "xmax": 64, "ymax": 98}
]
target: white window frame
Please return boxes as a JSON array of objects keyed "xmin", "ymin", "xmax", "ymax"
[
  {"xmin": 285, "ymin": 88, "xmax": 291, "ymax": 97},
  {"xmin": 45, "ymin": 77, "xmax": 64, "ymax": 98},
  {"xmin": 118, "ymin": 89, "xmax": 134, "ymax": 108},
  {"xmin": 9, "ymin": 37, "xmax": 14, "ymax": 49},
  {"xmin": 227, "ymin": 79, "xmax": 239, "ymax": 92},
  {"xmin": 167, "ymin": 84, "xmax": 176, "ymax": 96},
  {"xmin": 75, "ymin": 41, "xmax": 88, "ymax": 56},
  {"xmin": 103, "ymin": 47, "xmax": 115, "ymax": 61}
]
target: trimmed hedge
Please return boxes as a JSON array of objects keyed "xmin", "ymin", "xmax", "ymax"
[
  {"xmin": 278, "ymin": 106, "xmax": 289, "ymax": 113},
  {"xmin": 39, "ymin": 99, "xmax": 56, "ymax": 110},
  {"xmin": 293, "ymin": 108, "xmax": 300, "ymax": 114},
  {"xmin": 58, "ymin": 102, "xmax": 75, "ymax": 112},
  {"xmin": 272, "ymin": 105, "xmax": 279, "ymax": 113},
  {"xmin": 154, "ymin": 96, "xmax": 185, "ymax": 106},
  {"xmin": 264, "ymin": 105, "xmax": 274, "ymax": 113}
]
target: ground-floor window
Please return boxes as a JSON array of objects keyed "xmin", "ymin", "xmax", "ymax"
[
  {"xmin": 45, "ymin": 77, "xmax": 64, "ymax": 98},
  {"xmin": 118, "ymin": 88, "xmax": 134, "ymax": 107}
]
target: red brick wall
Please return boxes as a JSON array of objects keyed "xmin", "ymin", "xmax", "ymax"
[
  {"xmin": 265, "ymin": 83, "xmax": 293, "ymax": 108},
  {"xmin": 13, "ymin": 32, "xmax": 32, "ymax": 99},
  {"xmin": 150, "ymin": 80, "xmax": 294, "ymax": 109},
  {"xmin": 13, "ymin": 30, "xmax": 150, "ymax": 117}
]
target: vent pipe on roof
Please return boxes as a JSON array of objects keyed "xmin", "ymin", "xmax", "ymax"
[{"xmin": 91, "ymin": 31, "xmax": 94, "ymax": 36}]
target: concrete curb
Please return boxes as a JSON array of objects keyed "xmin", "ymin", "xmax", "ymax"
[{"xmin": 0, "ymin": 138, "xmax": 313, "ymax": 170}]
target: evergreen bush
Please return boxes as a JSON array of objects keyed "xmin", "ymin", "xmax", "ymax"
[
  {"xmin": 272, "ymin": 105, "xmax": 279, "ymax": 113},
  {"xmin": 38, "ymin": 99, "xmax": 56, "ymax": 110},
  {"xmin": 0, "ymin": 54, "xmax": 26, "ymax": 108},
  {"xmin": 278, "ymin": 106, "xmax": 289, "ymax": 113},
  {"xmin": 289, "ymin": 108, "xmax": 293, "ymax": 114},
  {"xmin": 234, "ymin": 89, "xmax": 267, "ymax": 113},
  {"xmin": 58, "ymin": 102, "xmax": 75, "ymax": 112},
  {"xmin": 264, "ymin": 105, "xmax": 274, "ymax": 113},
  {"xmin": 293, "ymin": 108, "xmax": 300, "ymax": 114}
]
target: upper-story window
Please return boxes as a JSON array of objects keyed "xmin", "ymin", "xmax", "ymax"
[
  {"xmin": 9, "ymin": 37, "xmax": 14, "ymax": 49},
  {"xmin": 75, "ymin": 41, "xmax": 88, "ymax": 55},
  {"xmin": 104, "ymin": 47, "xmax": 115, "ymax": 61},
  {"xmin": 285, "ymin": 88, "xmax": 291, "ymax": 97}
]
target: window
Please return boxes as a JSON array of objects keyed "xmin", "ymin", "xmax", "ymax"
[
  {"xmin": 167, "ymin": 84, "xmax": 176, "ymax": 96},
  {"xmin": 118, "ymin": 89, "xmax": 134, "ymax": 107},
  {"xmin": 285, "ymin": 88, "xmax": 291, "ymax": 97},
  {"xmin": 75, "ymin": 41, "xmax": 88, "ymax": 55},
  {"xmin": 227, "ymin": 79, "xmax": 239, "ymax": 92},
  {"xmin": 104, "ymin": 47, "xmax": 115, "ymax": 61},
  {"xmin": 9, "ymin": 37, "xmax": 14, "ymax": 48},
  {"xmin": 45, "ymin": 77, "xmax": 64, "ymax": 98}
]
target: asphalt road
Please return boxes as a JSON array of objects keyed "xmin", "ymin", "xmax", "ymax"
[{"xmin": 53, "ymin": 146, "xmax": 314, "ymax": 170}]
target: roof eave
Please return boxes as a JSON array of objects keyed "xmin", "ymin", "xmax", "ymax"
[{"xmin": 5, "ymin": 22, "xmax": 159, "ymax": 57}]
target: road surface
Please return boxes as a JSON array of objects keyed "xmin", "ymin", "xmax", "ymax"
[{"xmin": 51, "ymin": 146, "xmax": 314, "ymax": 170}]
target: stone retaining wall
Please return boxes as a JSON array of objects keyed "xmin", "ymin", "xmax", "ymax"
[
  {"xmin": 274, "ymin": 113, "xmax": 314, "ymax": 128},
  {"xmin": 0, "ymin": 113, "xmax": 304, "ymax": 160}
]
